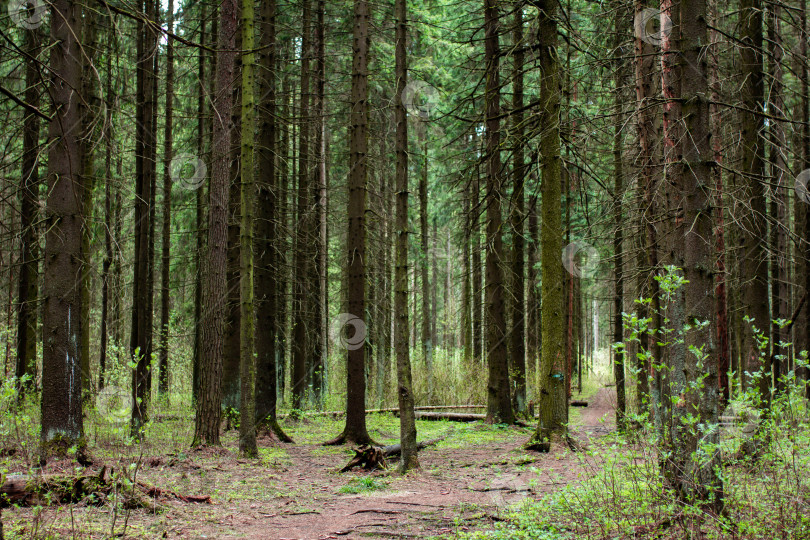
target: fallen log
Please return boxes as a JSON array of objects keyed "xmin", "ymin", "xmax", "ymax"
[
  {"xmin": 570, "ymin": 401, "xmax": 589, "ymax": 407},
  {"xmin": 414, "ymin": 412, "xmax": 485, "ymax": 422},
  {"xmin": 283, "ymin": 405, "xmax": 485, "ymax": 419},
  {"xmin": 0, "ymin": 468, "xmax": 210, "ymax": 508}
]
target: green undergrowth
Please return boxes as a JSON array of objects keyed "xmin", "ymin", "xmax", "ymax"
[
  {"xmin": 337, "ymin": 476, "xmax": 389, "ymax": 494},
  {"xmin": 443, "ymin": 389, "xmax": 810, "ymax": 540}
]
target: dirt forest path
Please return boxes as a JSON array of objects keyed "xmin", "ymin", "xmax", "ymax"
[
  {"xmin": 158, "ymin": 386, "xmax": 617, "ymax": 540},
  {"xmin": 3, "ymin": 387, "xmax": 616, "ymax": 539}
]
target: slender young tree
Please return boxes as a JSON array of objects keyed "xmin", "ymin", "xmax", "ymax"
[
  {"xmin": 158, "ymin": 0, "xmax": 176, "ymax": 400},
  {"xmin": 16, "ymin": 25, "xmax": 41, "ymax": 391},
  {"xmin": 394, "ymin": 0, "xmax": 419, "ymax": 471},
  {"xmin": 194, "ymin": 0, "xmax": 238, "ymax": 447},
  {"xmin": 291, "ymin": 0, "xmax": 313, "ymax": 413},
  {"xmin": 131, "ymin": 0, "xmax": 159, "ymax": 437},
  {"xmin": 612, "ymin": 4, "xmax": 626, "ymax": 431}
]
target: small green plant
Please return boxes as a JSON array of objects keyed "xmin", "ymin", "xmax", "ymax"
[{"xmin": 337, "ymin": 476, "xmax": 388, "ymax": 494}]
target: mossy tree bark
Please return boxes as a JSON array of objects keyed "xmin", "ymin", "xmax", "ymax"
[
  {"xmin": 530, "ymin": 0, "xmax": 566, "ymax": 451},
  {"xmin": 239, "ymin": 0, "xmax": 257, "ymax": 458}
]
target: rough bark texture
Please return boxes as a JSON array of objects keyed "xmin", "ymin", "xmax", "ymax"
[
  {"xmin": 483, "ymin": 0, "xmax": 513, "ymax": 425},
  {"xmin": 394, "ymin": 0, "xmax": 419, "ymax": 472},
  {"xmin": 194, "ymin": 0, "xmax": 238, "ymax": 447},
  {"xmin": 675, "ymin": 0, "xmax": 723, "ymax": 511},
  {"xmin": 130, "ymin": 0, "xmax": 159, "ymax": 438},
  {"xmin": 16, "ymin": 26, "xmax": 41, "ymax": 391},
  {"xmin": 331, "ymin": 0, "xmax": 374, "ymax": 446},
  {"xmin": 509, "ymin": 6, "xmax": 527, "ymax": 417},
  {"xmin": 740, "ymin": 0, "xmax": 770, "ymax": 406},
  {"xmin": 239, "ymin": 0, "xmax": 257, "ymax": 457},
  {"xmin": 531, "ymin": 0, "xmax": 566, "ymax": 451},
  {"xmin": 41, "ymin": 0, "xmax": 85, "ymax": 455},
  {"xmin": 255, "ymin": 0, "xmax": 290, "ymax": 441}
]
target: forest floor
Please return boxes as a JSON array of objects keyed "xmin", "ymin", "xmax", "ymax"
[{"xmin": 2, "ymin": 383, "xmax": 616, "ymax": 539}]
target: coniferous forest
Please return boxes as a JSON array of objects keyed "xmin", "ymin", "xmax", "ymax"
[{"xmin": 1, "ymin": 0, "xmax": 810, "ymax": 537}]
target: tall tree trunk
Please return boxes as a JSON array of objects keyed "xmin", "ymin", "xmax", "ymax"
[
  {"xmin": 158, "ymin": 0, "xmax": 175, "ymax": 401},
  {"xmin": 675, "ymin": 0, "xmax": 723, "ymax": 511},
  {"xmin": 239, "ymin": 0, "xmax": 257, "ymax": 457},
  {"xmin": 708, "ymin": 0, "xmax": 729, "ymax": 405},
  {"xmin": 255, "ymin": 0, "xmax": 290, "ymax": 441},
  {"xmin": 131, "ymin": 0, "xmax": 159, "ymax": 438},
  {"xmin": 292, "ymin": 0, "xmax": 313, "ymax": 413},
  {"xmin": 192, "ymin": 1, "xmax": 208, "ymax": 404},
  {"xmin": 99, "ymin": 26, "xmax": 114, "ymax": 391},
  {"xmin": 313, "ymin": 0, "xmax": 328, "ymax": 408},
  {"xmin": 767, "ymin": 2, "xmax": 788, "ymax": 392},
  {"xmin": 509, "ymin": 5, "xmax": 526, "ymax": 417},
  {"xmin": 418, "ymin": 124, "xmax": 433, "ymax": 399},
  {"xmin": 394, "ymin": 0, "xmax": 418, "ymax": 471},
  {"xmin": 193, "ymin": 0, "xmax": 238, "ymax": 447},
  {"xmin": 16, "ymin": 26, "xmax": 41, "ymax": 392},
  {"xmin": 328, "ymin": 0, "xmax": 374, "ymax": 445},
  {"xmin": 463, "ymin": 174, "xmax": 473, "ymax": 365},
  {"xmin": 41, "ymin": 0, "xmax": 85, "ymax": 458},
  {"xmin": 472, "ymin": 168, "xmax": 483, "ymax": 363},
  {"xmin": 224, "ymin": 11, "xmax": 243, "ymax": 414},
  {"xmin": 483, "ymin": 0, "xmax": 512, "ymax": 425},
  {"xmin": 530, "ymin": 0, "xmax": 566, "ymax": 451},
  {"xmin": 612, "ymin": 4, "xmax": 626, "ymax": 432},
  {"xmin": 80, "ymin": 2, "xmax": 100, "ymax": 397},
  {"xmin": 740, "ymin": 0, "xmax": 770, "ymax": 408}
]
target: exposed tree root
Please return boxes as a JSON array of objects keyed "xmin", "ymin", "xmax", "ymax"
[{"xmin": 340, "ymin": 437, "xmax": 446, "ymax": 472}]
